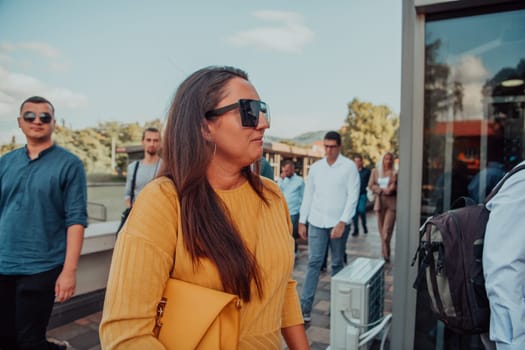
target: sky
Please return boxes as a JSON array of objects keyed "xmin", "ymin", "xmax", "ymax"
[{"xmin": 0, "ymin": 0, "xmax": 401, "ymax": 145}]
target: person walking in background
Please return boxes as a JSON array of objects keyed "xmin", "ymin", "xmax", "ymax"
[
  {"xmin": 352, "ymin": 154, "xmax": 371, "ymax": 236},
  {"xmin": 260, "ymin": 156, "xmax": 275, "ymax": 180},
  {"xmin": 483, "ymin": 160, "xmax": 525, "ymax": 350},
  {"xmin": 0, "ymin": 96, "xmax": 87, "ymax": 350},
  {"xmin": 124, "ymin": 127, "xmax": 162, "ymax": 208},
  {"xmin": 100, "ymin": 66, "xmax": 309, "ymax": 349},
  {"xmin": 368, "ymin": 152, "xmax": 397, "ymax": 263},
  {"xmin": 278, "ymin": 159, "xmax": 305, "ymax": 257},
  {"xmin": 298, "ymin": 131, "xmax": 360, "ymax": 322},
  {"xmin": 467, "ymin": 148, "xmax": 505, "ymax": 203}
]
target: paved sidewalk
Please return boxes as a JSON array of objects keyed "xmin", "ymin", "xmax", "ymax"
[{"xmin": 47, "ymin": 211, "xmax": 394, "ymax": 349}]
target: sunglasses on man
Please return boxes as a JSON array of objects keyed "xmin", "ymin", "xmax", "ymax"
[
  {"xmin": 22, "ymin": 111, "xmax": 53, "ymax": 124},
  {"xmin": 205, "ymin": 99, "xmax": 270, "ymax": 128}
]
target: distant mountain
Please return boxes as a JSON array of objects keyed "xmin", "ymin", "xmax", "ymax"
[{"xmin": 267, "ymin": 130, "xmax": 328, "ymax": 146}]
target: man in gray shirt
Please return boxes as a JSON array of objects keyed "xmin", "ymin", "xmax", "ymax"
[{"xmin": 124, "ymin": 127, "xmax": 162, "ymax": 207}]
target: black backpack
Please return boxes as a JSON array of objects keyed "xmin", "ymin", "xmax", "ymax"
[{"xmin": 412, "ymin": 164, "xmax": 525, "ymax": 334}]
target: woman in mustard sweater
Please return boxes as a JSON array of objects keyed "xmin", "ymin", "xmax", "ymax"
[{"xmin": 99, "ymin": 66, "xmax": 309, "ymax": 349}]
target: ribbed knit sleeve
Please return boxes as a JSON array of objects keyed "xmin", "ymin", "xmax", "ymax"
[{"xmin": 100, "ymin": 178, "xmax": 179, "ymax": 349}]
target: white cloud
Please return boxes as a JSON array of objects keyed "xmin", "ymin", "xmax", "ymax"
[
  {"xmin": 0, "ymin": 67, "xmax": 88, "ymax": 112},
  {"xmin": 18, "ymin": 42, "xmax": 60, "ymax": 59},
  {"xmin": 0, "ymin": 41, "xmax": 87, "ymax": 144},
  {"xmin": 49, "ymin": 61, "xmax": 72, "ymax": 72},
  {"xmin": 451, "ymin": 55, "xmax": 490, "ymax": 84},
  {"xmin": 0, "ymin": 52, "xmax": 12, "ymax": 64},
  {"xmin": 0, "ymin": 41, "xmax": 71, "ymax": 72},
  {"xmin": 0, "ymin": 42, "xmax": 16, "ymax": 52},
  {"xmin": 450, "ymin": 55, "xmax": 491, "ymax": 120},
  {"xmin": 228, "ymin": 10, "xmax": 314, "ymax": 54},
  {"xmin": 0, "ymin": 66, "xmax": 88, "ymax": 142}
]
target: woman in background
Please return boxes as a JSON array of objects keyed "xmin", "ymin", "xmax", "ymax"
[
  {"xmin": 368, "ymin": 152, "xmax": 397, "ymax": 262},
  {"xmin": 99, "ymin": 66, "xmax": 309, "ymax": 349}
]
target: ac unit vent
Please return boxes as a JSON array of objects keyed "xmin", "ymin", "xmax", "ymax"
[{"xmin": 328, "ymin": 257, "xmax": 385, "ymax": 350}]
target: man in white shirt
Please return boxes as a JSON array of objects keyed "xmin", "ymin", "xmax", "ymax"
[
  {"xmin": 483, "ymin": 160, "xmax": 525, "ymax": 350},
  {"xmin": 298, "ymin": 131, "xmax": 360, "ymax": 322}
]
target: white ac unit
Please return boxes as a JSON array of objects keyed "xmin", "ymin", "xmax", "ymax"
[{"xmin": 328, "ymin": 257, "xmax": 385, "ymax": 350}]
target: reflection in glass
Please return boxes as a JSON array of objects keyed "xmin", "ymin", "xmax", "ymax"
[
  {"xmin": 421, "ymin": 8, "xmax": 525, "ymax": 218},
  {"xmin": 416, "ymin": 7, "xmax": 525, "ymax": 350}
]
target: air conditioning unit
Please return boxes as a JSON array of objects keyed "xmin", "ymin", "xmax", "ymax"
[{"xmin": 328, "ymin": 257, "xmax": 385, "ymax": 350}]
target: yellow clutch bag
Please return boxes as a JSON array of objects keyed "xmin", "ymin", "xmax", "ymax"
[{"xmin": 153, "ymin": 278, "xmax": 241, "ymax": 349}]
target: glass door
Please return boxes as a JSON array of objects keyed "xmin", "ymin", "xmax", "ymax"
[{"xmin": 416, "ymin": 6, "xmax": 525, "ymax": 350}]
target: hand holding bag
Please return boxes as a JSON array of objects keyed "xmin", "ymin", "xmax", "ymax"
[{"xmin": 153, "ymin": 278, "xmax": 241, "ymax": 349}]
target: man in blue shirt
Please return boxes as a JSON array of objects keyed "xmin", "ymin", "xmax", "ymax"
[
  {"xmin": 277, "ymin": 159, "xmax": 304, "ymax": 256},
  {"xmin": 0, "ymin": 96, "xmax": 88, "ymax": 350},
  {"xmin": 483, "ymin": 160, "xmax": 525, "ymax": 350}
]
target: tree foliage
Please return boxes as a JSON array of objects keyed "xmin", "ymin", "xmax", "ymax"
[{"xmin": 341, "ymin": 98, "xmax": 399, "ymax": 167}]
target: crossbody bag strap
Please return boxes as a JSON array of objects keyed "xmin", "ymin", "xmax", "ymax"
[
  {"xmin": 130, "ymin": 161, "xmax": 140, "ymax": 205},
  {"xmin": 483, "ymin": 163, "xmax": 525, "ymax": 204}
]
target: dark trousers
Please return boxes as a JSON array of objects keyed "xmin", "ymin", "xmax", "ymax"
[
  {"xmin": 0, "ymin": 266, "xmax": 62, "ymax": 350},
  {"xmin": 291, "ymin": 213, "xmax": 299, "ymax": 253},
  {"xmin": 352, "ymin": 193, "xmax": 368, "ymax": 233}
]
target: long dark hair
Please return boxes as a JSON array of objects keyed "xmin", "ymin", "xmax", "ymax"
[{"xmin": 159, "ymin": 66, "xmax": 267, "ymax": 300}]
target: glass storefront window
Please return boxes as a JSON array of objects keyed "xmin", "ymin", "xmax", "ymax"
[{"xmin": 416, "ymin": 7, "xmax": 525, "ymax": 349}]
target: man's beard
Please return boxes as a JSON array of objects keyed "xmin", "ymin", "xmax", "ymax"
[{"xmin": 146, "ymin": 149, "xmax": 157, "ymax": 156}]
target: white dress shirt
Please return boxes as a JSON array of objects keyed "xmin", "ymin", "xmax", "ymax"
[
  {"xmin": 299, "ymin": 154, "xmax": 360, "ymax": 228},
  {"xmin": 483, "ymin": 160, "xmax": 525, "ymax": 350}
]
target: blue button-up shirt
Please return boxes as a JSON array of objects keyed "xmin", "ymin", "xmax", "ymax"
[
  {"xmin": 0, "ymin": 144, "xmax": 88, "ymax": 275},
  {"xmin": 483, "ymin": 161, "xmax": 525, "ymax": 350},
  {"xmin": 277, "ymin": 173, "xmax": 304, "ymax": 216}
]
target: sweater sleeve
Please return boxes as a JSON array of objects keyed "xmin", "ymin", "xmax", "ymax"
[
  {"xmin": 281, "ymin": 193, "xmax": 304, "ymax": 327},
  {"xmin": 281, "ymin": 279, "xmax": 304, "ymax": 327},
  {"xmin": 100, "ymin": 178, "xmax": 179, "ymax": 349}
]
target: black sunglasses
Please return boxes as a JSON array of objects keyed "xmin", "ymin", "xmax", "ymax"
[
  {"xmin": 22, "ymin": 111, "xmax": 53, "ymax": 124},
  {"xmin": 205, "ymin": 99, "xmax": 270, "ymax": 128}
]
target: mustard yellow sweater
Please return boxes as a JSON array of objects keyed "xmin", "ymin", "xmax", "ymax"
[{"xmin": 99, "ymin": 177, "xmax": 303, "ymax": 349}]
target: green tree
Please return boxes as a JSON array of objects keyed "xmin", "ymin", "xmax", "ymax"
[{"xmin": 341, "ymin": 98, "xmax": 399, "ymax": 167}]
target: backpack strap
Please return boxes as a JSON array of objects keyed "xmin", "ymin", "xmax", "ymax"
[
  {"xmin": 483, "ymin": 163, "xmax": 525, "ymax": 204},
  {"xmin": 130, "ymin": 161, "xmax": 140, "ymax": 205}
]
